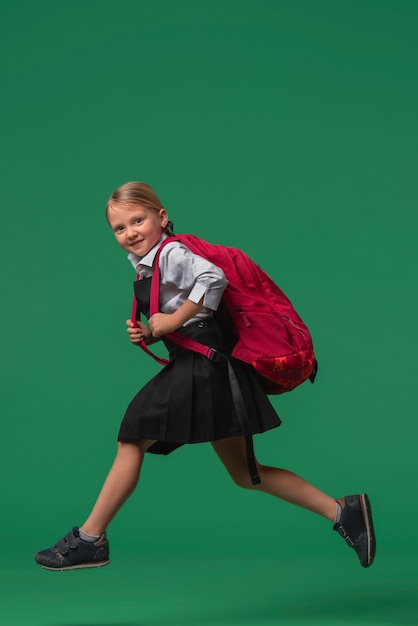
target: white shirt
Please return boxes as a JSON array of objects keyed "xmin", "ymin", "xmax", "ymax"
[{"xmin": 128, "ymin": 235, "xmax": 228, "ymax": 326}]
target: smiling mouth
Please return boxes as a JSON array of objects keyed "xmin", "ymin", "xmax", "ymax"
[{"xmin": 130, "ymin": 239, "xmax": 145, "ymax": 247}]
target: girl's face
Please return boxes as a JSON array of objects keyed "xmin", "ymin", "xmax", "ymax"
[{"xmin": 108, "ymin": 204, "xmax": 168, "ymax": 256}]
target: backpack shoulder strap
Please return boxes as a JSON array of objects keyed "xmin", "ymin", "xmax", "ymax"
[
  {"xmin": 132, "ymin": 236, "xmax": 218, "ymax": 361},
  {"xmin": 150, "ymin": 236, "xmax": 219, "ymax": 358},
  {"xmin": 131, "ymin": 273, "xmax": 170, "ymax": 366}
]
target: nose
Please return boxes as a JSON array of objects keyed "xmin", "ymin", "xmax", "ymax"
[{"xmin": 126, "ymin": 225, "xmax": 138, "ymax": 241}]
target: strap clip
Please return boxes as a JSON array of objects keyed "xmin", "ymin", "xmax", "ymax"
[{"xmin": 208, "ymin": 348, "xmax": 221, "ymax": 361}]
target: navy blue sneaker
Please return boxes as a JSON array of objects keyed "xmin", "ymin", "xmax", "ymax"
[
  {"xmin": 35, "ymin": 527, "xmax": 110, "ymax": 571},
  {"xmin": 333, "ymin": 494, "xmax": 376, "ymax": 567}
]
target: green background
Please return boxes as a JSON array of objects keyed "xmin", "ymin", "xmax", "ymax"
[{"xmin": 1, "ymin": 1, "xmax": 417, "ymax": 625}]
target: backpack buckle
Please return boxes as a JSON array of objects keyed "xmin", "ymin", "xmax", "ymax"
[{"xmin": 208, "ymin": 348, "xmax": 221, "ymax": 361}]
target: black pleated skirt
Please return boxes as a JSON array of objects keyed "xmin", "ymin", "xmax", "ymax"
[{"xmin": 118, "ymin": 318, "xmax": 281, "ymax": 455}]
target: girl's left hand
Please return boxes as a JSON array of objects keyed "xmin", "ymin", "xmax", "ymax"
[
  {"xmin": 149, "ymin": 313, "xmax": 178, "ymax": 337},
  {"xmin": 126, "ymin": 319, "xmax": 152, "ymax": 344}
]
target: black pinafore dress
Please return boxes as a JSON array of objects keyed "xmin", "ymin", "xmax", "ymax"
[{"xmin": 118, "ymin": 277, "xmax": 281, "ymax": 464}]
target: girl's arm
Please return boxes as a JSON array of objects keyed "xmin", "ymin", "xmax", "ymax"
[
  {"xmin": 159, "ymin": 244, "xmax": 228, "ymax": 313},
  {"xmin": 147, "ymin": 243, "xmax": 227, "ymax": 338},
  {"xmin": 149, "ymin": 298, "xmax": 204, "ymax": 338}
]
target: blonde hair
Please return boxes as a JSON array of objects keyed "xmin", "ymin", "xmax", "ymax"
[{"xmin": 106, "ymin": 181, "xmax": 164, "ymax": 218}]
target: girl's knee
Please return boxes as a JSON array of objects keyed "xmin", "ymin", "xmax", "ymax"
[
  {"xmin": 228, "ymin": 468, "xmax": 259, "ymax": 490},
  {"xmin": 212, "ymin": 437, "xmax": 261, "ymax": 489}
]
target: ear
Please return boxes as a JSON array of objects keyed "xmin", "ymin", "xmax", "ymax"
[{"xmin": 159, "ymin": 208, "xmax": 169, "ymax": 227}]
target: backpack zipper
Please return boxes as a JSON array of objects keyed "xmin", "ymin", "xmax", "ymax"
[
  {"xmin": 236, "ymin": 307, "xmax": 251, "ymax": 327},
  {"xmin": 282, "ymin": 313, "xmax": 304, "ymax": 335}
]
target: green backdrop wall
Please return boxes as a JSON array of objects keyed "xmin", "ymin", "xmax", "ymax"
[{"xmin": 1, "ymin": 2, "xmax": 417, "ymax": 625}]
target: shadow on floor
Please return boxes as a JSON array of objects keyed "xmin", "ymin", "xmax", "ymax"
[{"xmin": 57, "ymin": 586, "xmax": 418, "ymax": 626}]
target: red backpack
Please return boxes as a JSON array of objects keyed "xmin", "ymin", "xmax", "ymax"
[{"xmin": 132, "ymin": 234, "xmax": 317, "ymax": 395}]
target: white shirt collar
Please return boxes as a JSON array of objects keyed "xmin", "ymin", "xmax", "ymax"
[{"xmin": 127, "ymin": 233, "xmax": 169, "ymax": 272}]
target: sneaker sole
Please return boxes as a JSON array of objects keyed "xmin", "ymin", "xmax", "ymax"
[
  {"xmin": 360, "ymin": 493, "xmax": 376, "ymax": 567},
  {"xmin": 37, "ymin": 559, "xmax": 110, "ymax": 571}
]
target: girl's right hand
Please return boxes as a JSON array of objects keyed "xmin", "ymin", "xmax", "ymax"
[{"xmin": 126, "ymin": 319, "xmax": 152, "ymax": 345}]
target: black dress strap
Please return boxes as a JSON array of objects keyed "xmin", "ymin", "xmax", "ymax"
[{"xmin": 223, "ymin": 357, "xmax": 261, "ymax": 485}]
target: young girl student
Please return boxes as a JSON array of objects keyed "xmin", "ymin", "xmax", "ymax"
[{"xmin": 35, "ymin": 182, "xmax": 376, "ymax": 571}]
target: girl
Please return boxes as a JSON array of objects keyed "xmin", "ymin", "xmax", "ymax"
[{"xmin": 35, "ymin": 182, "xmax": 376, "ymax": 571}]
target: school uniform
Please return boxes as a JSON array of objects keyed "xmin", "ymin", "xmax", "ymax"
[{"xmin": 118, "ymin": 234, "xmax": 281, "ymax": 455}]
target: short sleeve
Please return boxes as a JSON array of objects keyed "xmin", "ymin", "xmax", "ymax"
[{"xmin": 159, "ymin": 243, "xmax": 228, "ymax": 311}]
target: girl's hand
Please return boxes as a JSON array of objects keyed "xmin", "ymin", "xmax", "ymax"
[
  {"xmin": 126, "ymin": 319, "xmax": 152, "ymax": 345},
  {"xmin": 148, "ymin": 313, "xmax": 179, "ymax": 338}
]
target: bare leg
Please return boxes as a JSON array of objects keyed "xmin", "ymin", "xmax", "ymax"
[
  {"xmin": 212, "ymin": 436, "xmax": 336, "ymax": 521},
  {"xmin": 81, "ymin": 439, "xmax": 156, "ymax": 535}
]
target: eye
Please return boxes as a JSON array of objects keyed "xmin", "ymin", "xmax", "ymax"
[
  {"xmin": 114, "ymin": 225, "xmax": 124, "ymax": 232},
  {"xmin": 134, "ymin": 217, "xmax": 143, "ymax": 224}
]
